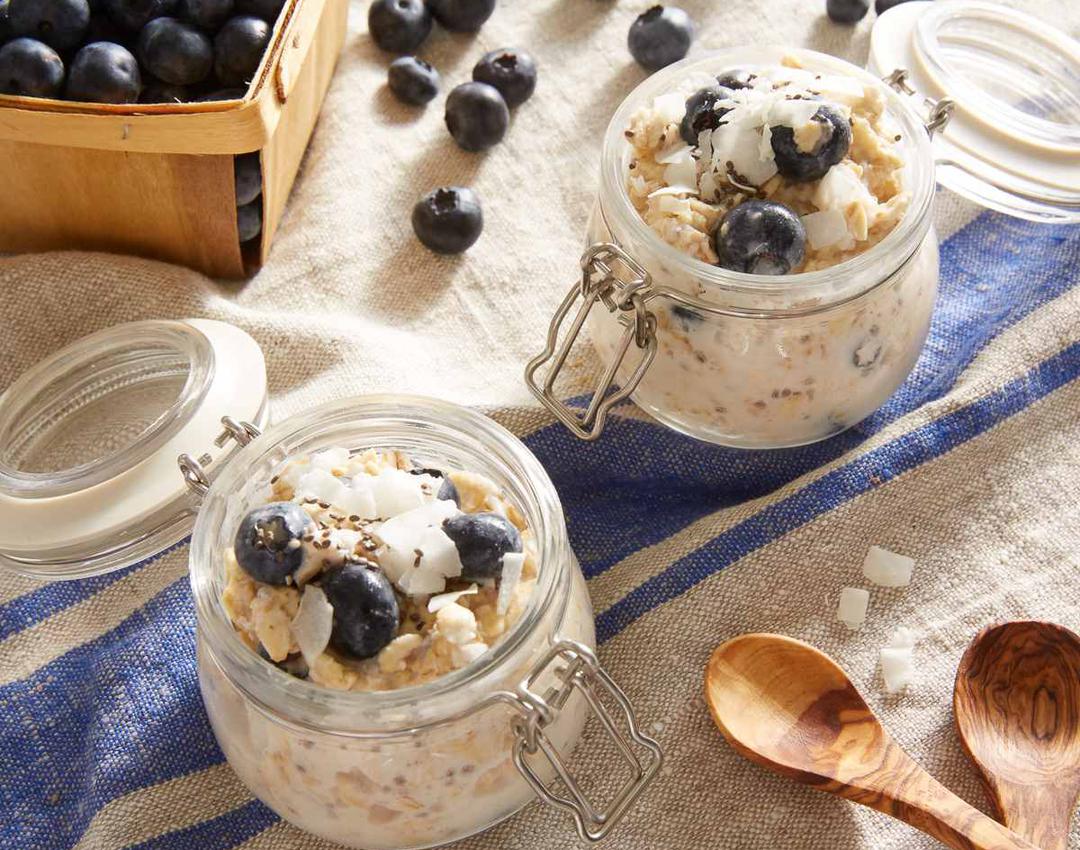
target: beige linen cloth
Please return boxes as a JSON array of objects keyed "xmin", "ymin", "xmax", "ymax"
[{"xmin": 2, "ymin": 0, "xmax": 1079, "ymax": 848}]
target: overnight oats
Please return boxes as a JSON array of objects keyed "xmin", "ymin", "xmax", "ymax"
[
  {"xmin": 530, "ymin": 48, "xmax": 941, "ymax": 448},
  {"xmin": 190, "ymin": 397, "xmax": 657, "ymax": 850}
]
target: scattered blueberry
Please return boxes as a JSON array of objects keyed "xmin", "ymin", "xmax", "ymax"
[
  {"xmin": 104, "ymin": 0, "xmax": 178, "ymax": 32},
  {"xmin": 715, "ymin": 67, "xmax": 754, "ymax": 90},
  {"xmin": 368, "ymin": 0, "xmax": 431, "ymax": 54},
  {"xmin": 770, "ymin": 104, "xmax": 851, "ymax": 181},
  {"xmin": 0, "ymin": 38, "xmax": 65, "ymax": 97},
  {"xmin": 320, "ymin": 563, "xmax": 400, "ymax": 659},
  {"xmin": 628, "ymin": 5, "xmax": 694, "ymax": 71},
  {"xmin": 408, "ymin": 467, "xmax": 460, "ymax": 505},
  {"xmin": 715, "ymin": 200, "xmax": 806, "ymax": 276},
  {"xmin": 827, "ymin": 0, "xmax": 869, "ymax": 23},
  {"xmin": 427, "ymin": 0, "xmax": 494, "ymax": 32},
  {"xmin": 411, "ymin": 186, "xmax": 483, "ymax": 254},
  {"xmin": 442, "ymin": 512, "xmax": 523, "ymax": 581},
  {"xmin": 387, "ymin": 55, "xmax": 439, "ymax": 106},
  {"xmin": 137, "ymin": 17, "xmax": 212, "ymax": 85},
  {"xmin": 234, "ymin": 152, "xmax": 262, "ymax": 205},
  {"xmin": 234, "ymin": 0, "xmax": 283, "ymax": 22},
  {"xmin": 178, "ymin": 0, "xmax": 233, "ymax": 30},
  {"xmin": 66, "ymin": 41, "xmax": 141, "ymax": 102},
  {"xmin": 8, "ymin": 0, "xmax": 90, "ymax": 51},
  {"xmin": 875, "ymin": 0, "xmax": 920, "ymax": 13},
  {"xmin": 472, "ymin": 47, "xmax": 536, "ymax": 108},
  {"xmin": 233, "ymin": 501, "xmax": 311, "ymax": 585},
  {"xmin": 139, "ymin": 78, "xmax": 189, "ymax": 102},
  {"xmin": 679, "ymin": 85, "xmax": 732, "ymax": 146},
  {"xmin": 445, "ymin": 81, "xmax": 508, "ymax": 151},
  {"xmin": 213, "ymin": 15, "xmax": 269, "ymax": 86},
  {"xmin": 237, "ymin": 198, "xmax": 262, "ymax": 242}
]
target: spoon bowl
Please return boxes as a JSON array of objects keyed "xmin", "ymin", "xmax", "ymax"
[
  {"xmin": 706, "ymin": 633, "xmax": 1040, "ymax": 850},
  {"xmin": 954, "ymin": 621, "xmax": 1080, "ymax": 850}
]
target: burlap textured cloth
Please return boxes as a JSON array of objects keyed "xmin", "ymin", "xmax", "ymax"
[{"xmin": 1, "ymin": 1, "xmax": 1078, "ymax": 848}]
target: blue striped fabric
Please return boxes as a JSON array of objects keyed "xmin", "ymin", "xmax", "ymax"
[{"xmin": 1, "ymin": 210, "xmax": 1078, "ymax": 850}]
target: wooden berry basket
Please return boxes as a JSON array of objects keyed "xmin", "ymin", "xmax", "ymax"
[{"xmin": 0, "ymin": 0, "xmax": 347, "ymax": 278}]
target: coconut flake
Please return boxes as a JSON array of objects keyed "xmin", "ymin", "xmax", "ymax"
[
  {"xmin": 311, "ymin": 446, "xmax": 350, "ymax": 472},
  {"xmin": 768, "ymin": 98, "xmax": 822, "ymax": 131},
  {"xmin": 836, "ymin": 587, "xmax": 870, "ymax": 630},
  {"xmin": 801, "ymin": 209, "xmax": 854, "ymax": 251},
  {"xmin": 452, "ymin": 641, "xmax": 489, "ymax": 667},
  {"xmin": 377, "ymin": 500, "xmax": 460, "ymax": 584},
  {"xmin": 428, "ymin": 584, "xmax": 479, "ymax": 613},
  {"xmin": 710, "ymin": 122, "xmax": 778, "ymax": 188},
  {"xmin": 862, "ymin": 545, "xmax": 915, "ymax": 587},
  {"xmin": 497, "ymin": 551, "xmax": 526, "ymax": 616},
  {"xmin": 656, "ymin": 143, "xmax": 693, "ymax": 165},
  {"xmin": 662, "ymin": 149, "xmax": 698, "ymax": 191},
  {"xmin": 296, "ymin": 468, "xmax": 351, "ymax": 508},
  {"xmin": 436, "ymin": 602, "xmax": 478, "ymax": 646},
  {"xmin": 649, "ymin": 184, "xmax": 698, "ymax": 199},
  {"xmin": 371, "ymin": 468, "xmax": 431, "ymax": 518},
  {"xmin": 291, "ymin": 585, "xmax": 334, "ymax": 667},
  {"xmin": 652, "ymin": 92, "xmax": 686, "ymax": 125}
]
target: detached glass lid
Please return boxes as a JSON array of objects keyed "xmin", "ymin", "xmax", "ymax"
[
  {"xmin": 0, "ymin": 319, "xmax": 268, "ymax": 581},
  {"xmin": 868, "ymin": 0, "xmax": 1080, "ymax": 223}
]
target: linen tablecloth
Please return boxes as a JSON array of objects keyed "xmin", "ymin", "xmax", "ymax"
[{"xmin": 2, "ymin": 0, "xmax": 1079, "ymax": 848}]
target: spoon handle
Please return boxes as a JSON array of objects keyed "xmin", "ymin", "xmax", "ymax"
[
  {"xmin": 863, "ymin": 750, "xmax": 1042, "ymax": 850},
  {"xmin": 991, "ymin": 781, "xmax": 1074, "ymax": 850}
]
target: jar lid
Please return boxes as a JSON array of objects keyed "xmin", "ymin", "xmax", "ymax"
[
  {"xmin": 868, "ymin": 0, "xmax": 1080, "ymax": 223},
  {"xmin": 0, "ymin": 319, "xmax": 268, "ymax": 581}
]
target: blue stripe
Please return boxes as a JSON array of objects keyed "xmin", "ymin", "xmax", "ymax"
[
  {"xmin": 0, "ymin": 578, "xmax": 223, "ymax": 850},
  {"xmin": 595, "ymin": 339, "xmax": 1080, "ymax": 643},
  {"xmin": 126, "ymin": 800, "xmax": 277, "ymax": 850},
  {"xmin": 0, "ymin": 538, "xmax": 189, "ymax": 641},
  {"xmin": 524, "ymin": 211, "xmax": 1080, "ymax": 580}
]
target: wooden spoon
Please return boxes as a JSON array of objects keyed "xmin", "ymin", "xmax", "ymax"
[
  {"xmin": 705, "ymin": 633, "xmax": 1040, "ymax": 850},
  {"xmin": 954, "ymin": 621, "xmax": 1080, "ymax": 850}
]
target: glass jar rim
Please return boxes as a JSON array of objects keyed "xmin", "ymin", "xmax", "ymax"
[
  {"xmin": 599, "ymin": 46, "xmax": 936, "ymax": 309},
  {"xmin": 190, "ymin": 394, "xmax": 572, "ymax": 735}
]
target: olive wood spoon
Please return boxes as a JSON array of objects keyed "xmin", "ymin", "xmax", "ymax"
[
  {"xmin": 704, "ymin": 633, "xmax": 1041, "ymax": 850},
  {"xmin": 954, "ymin": 621, "xmax": 1080, "ymax": 850}
]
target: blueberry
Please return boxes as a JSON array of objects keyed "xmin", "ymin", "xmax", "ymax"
[
  {"xmin": 213, "ymin": 15, "xmax": 269, "ymax": 87},
  {"xmin": 237, "ymin": 199, "xmax": 262, "ymax": 242},
  {"xmin": 827, "ymin": 0, "xmax": 869, "ymax": 22},
  {"xmin": 442, "ymin": 512, "xmax": 523, "ymax": 581},
  {"xmin": 0, "ymin": 38, "xmax": 65, "ymax": 98},
  {"xmin": 66, "ymin": 42, "xmax": 141, "ymax": 103},
  {"xmin": 387, "ymin": 55, "xmax": 439, "ymax": 106},
  {"xmin": 104, "ymin": 0, "xmax": 178, "ymax": 32},
  {"xmin": 427, "ymin": 0, "xmax": 494, "ymax": 32},
  {"xmin": 875, "ymin": 0, "xmax": 921, "ymax": 13},
  {"xmin": 715, "ymin": 68, "xmax": 754, "ymax": 90},
  {"xmin": 84, "ymin": 13, "xmax": 132, "ymax": 47},
  {"xmin": 445, "ymin": 81, "xmax": 508, "ymax": 151},
  {"xmin": 178, "ymin": 0, "xmax": 233, "ymax": 29},
  {"xmin": 408, "ymin": 467, "xmax": 460, "ymax": 505},
  {"xmin": 670, "ymin": 303, "xmax": 702, "ymax": 330},
  {"xmin": 259, "ymin": 646, "xmax": 310, "ymax": 678},
  {"xmin": 679, "ymin": 85, "xmax": 732, "ymax": 146},
  {"xmin": 233, "ymin": 501, "xmax": 312, "ymax": 585},
  {"xmin": 139, "ymin": 78, "xmax": 189, "ymax": 101},
  {"xmin": 138, "ymin": 18, "xmax": 213, "ymax": 86},
  {"xmin": 320, "ymin": 563, "xmax": 399, "ymax": 659},
  {"xmin": 715, "ymin": 200, "xmax": 806, "ymax": 276},
  {"xmin": 234, "ymin": 152, "xmax": 261, "ymax": 205},
  {"xmin": 411, "ymin": 186, "xmax": 483, "ymax": 254},
  {"xmin": 627, "ymin": 5, "xmax": 694, "ymax": 71},
  {"xmin": 8, "ymin": 0, "xmax": 90, "ymax": 51},
  {"xmin": 472, "ymin": 47, "xmax": 536, "ymax": 108},
  {"xmin": 770, "ymin": 104, "xmax": 851, "ymax": 182},
  {"xmin": 367, "ymin": 0, "xmax": 431, "ymax": 54},
  {"xmin": 234, "ymin": 0, "xmax": 283, "ymax": 22}
]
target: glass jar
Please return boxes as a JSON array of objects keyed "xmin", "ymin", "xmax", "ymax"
[
  {"xmin": 0, "ymin": 324, "xmax": 660, "ymax": 849},
  {"xmin": 189, "ymin": 396, "xmax": 661, "ymax": 849},
  {"xmin": 527, "ymin": 47, "xmax": 942, "ymax": 448}
]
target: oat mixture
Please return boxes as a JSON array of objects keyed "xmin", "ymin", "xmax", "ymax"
[
  {"xmin": 223, "ymin": 448, "xmax": 537, "ymax": 691},
  {"xmin": 624, "ymin": 56, "xmax": 908, "ymax": 272}
]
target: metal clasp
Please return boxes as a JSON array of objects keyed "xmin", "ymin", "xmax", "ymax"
[
  {"xmin": 524, "ymin": 242, "xmax": 658, "ymax": 441},
  {"xmin": 884, "ymin": 68, "xmax": 954, "ymax": 137},
  {"xmin": 178, "ymin": 416, "xmax": 262, "ymax": 497},
  {"xmin": 496, "ymin": 639, "xmax": 662, "ymax": 842}
]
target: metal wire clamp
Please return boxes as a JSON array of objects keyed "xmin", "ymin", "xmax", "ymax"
[
  {"xmin": 524, "ymin": 242, "xmax": 658, "ymax": 441},
  {"xmin": 178, "ymin": 416, "xmax": 262, "ymax": 497},
  {"xmin": 883, "ymin": 68, "xmax": 955, "ymax": 137},
  {"xmin": 494, "ymin": 639, "xmax": 663, "ymax": 842}
]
